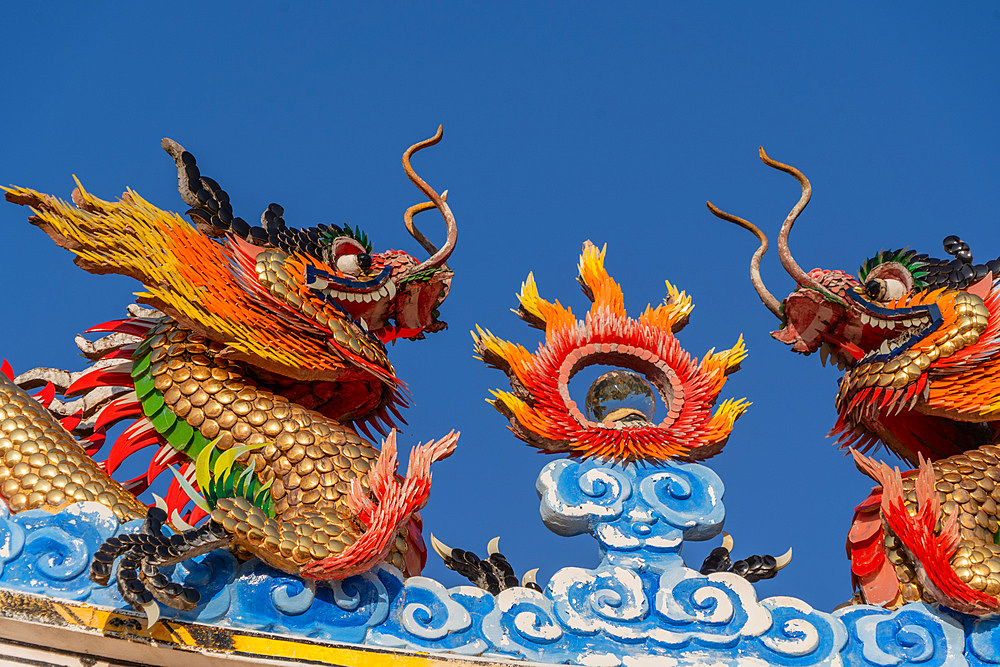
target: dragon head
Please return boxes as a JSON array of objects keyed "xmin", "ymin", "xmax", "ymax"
[
  {"xmin": 161, "ymin": 129, "xmax": 455, "ymax": 345},
  {"xmin": 711, "ymin": 149, "xmax": 1000, "ymax": 466}
]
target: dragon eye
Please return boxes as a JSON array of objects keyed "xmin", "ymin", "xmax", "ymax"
[
  {"xmin": 864, "ymin": 278, "xmax": 906, "ymax": 302},
  {"xmin": 334, "ymin": 253, "xmax": 372, "ymax": 276},
  {"xmin": 864, "ymin": 279, "xmax": 885, "ymax": 300},
  {"xmin": 861, "ymin": 260, "xmax": 915, "ymax": 302}
]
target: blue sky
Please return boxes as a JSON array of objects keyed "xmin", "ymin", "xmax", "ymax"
[{"xmin": 1, "ymin": 3, "xmax": 998, "ymax": 612}]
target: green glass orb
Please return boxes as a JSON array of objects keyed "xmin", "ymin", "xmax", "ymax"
[{"xmin": 584, "ymin": 370, "xmax": 655, "ymax": 422}]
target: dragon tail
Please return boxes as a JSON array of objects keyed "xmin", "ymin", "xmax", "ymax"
[{"xmin": 0, "ymin": 363, "xmax": 146, "ymax": 521}]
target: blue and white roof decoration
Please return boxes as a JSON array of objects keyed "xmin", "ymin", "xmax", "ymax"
[{"xmin": 0, "ymin": 456, "xmax": 988, "ymax": 666}]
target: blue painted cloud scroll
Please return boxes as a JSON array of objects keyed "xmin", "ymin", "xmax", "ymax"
[{"xmin": 0, "ymin": 458, "xmax": 989, "ymax": 666}]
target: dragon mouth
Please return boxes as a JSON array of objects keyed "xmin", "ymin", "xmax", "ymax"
[
  {"xmin": 780, "ymin": 290, "xmax": 942, "ymax": 372},
  {"xmin": 841, "ymin": 290, "xmax": 941, "ymax": 364},
  {"xmin": 305, "ymin": 265, "xmax": 396, "ymax": 303}
]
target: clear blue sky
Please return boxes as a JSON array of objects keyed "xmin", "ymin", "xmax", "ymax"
[{"xmin": 1, "ymin": 3, "xmax": 998, "ymax": 612}]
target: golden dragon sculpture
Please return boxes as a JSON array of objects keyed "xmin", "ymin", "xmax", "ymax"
[
  {"xmin": 712, "ymin": 148, "xmax": 1000, "ymax": 615},
  {"xmin": 1, "ymin": 129, "xmax": 458, "ymax": 620}
]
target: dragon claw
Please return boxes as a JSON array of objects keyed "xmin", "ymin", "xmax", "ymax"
[
  {"xmin": 140, "ymin": 599, "xmax": 161, "ymax": 628},
  {"xmin": 433, "ymin": 535, "xmax": 527, "ymax": 595},
  {"xmin": 429, "ymin": 533, "xmax": 453, "ymax": 560},
  {"xmin": 699, "ymin": 533, "xmax": 790, "ymax": 583},
  {"xmin": 90, "ymin": 515, "xmax": 231, "ymax": 615}
]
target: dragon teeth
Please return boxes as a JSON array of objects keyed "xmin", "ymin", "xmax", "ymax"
[
  {"xmin": 321, "ymin": 281, "xmax": 397, "ymax": 304},
  {"xmin": 862, "ymin": 313, "xmax": 933, "ymax": 330}
]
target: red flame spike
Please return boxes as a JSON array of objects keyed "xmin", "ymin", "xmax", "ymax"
[
  {"xmin": 83, "ymin": 430, "xmax": 107, "ymax": 456},
  {"xmin": 105, "ymin": 427, "xmax": 161, "ymax": 474},
  {"xmin": 59, "ymin": 411, "xmax": 84, "ymax": 432},
  {"xmin": 122, "ymin": 473, "xmax": 151, "ymax": 495},
  {"xmin": 85, "ymin": 318, "xmax": 158, "ymax": 336},
  {"xmin": 386, "ymin": 400, "xmax": 408, "ymax": 425},
  {"xmin": 368, "ymin": 415, "xmax": 389, "ymax": 437},
  {"xmin": 403, "ymin": 515, "xmax": 427, "ymax": 576},
  {"xmin": 67, "ymin": 369, "xmax": 134, "ymax": 395},
  {"xmin": 164, "ymin": 462, "xmax": 196, "ymax": 516},
  {"xmin": 31, "ymin": 382, "xmax": 56, "ymax": 407},
  {"xmin": 184, "ymin": 505, "xmax": 209, "ymax": 527},
  {"xmin": 94, "ymin": 395, "xmax": 144, "ymax": 432},
  {"xmin": 355, "ymin": 420, "xmax": 375, "ymax": 442},
  {"xmin": 146, "ymin": 448, "xmax": 184, "ymax": 486},
  {"xmin": 98, "ymin": 346, "xmax": 140, "ymax": 361}
]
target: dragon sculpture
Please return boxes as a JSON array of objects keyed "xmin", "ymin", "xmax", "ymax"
[
  {"xmin": 1, "ymin": 128, "xmax": 459, "ymax": 620},
  {"xmin": 711, "ymin": 149, "xmax": 1000, "ymax": 615},
  {"xmin": 432, "ymin": 242, "xmax": 790, "ymax": 589}
]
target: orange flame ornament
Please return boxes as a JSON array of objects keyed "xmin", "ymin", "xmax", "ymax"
[{"xmin": 474, "ymin": 242, "xmax": 750, "ymax": 463}]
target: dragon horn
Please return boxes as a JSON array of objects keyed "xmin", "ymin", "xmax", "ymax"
[
  {"xmin": 709, "ymin": 148, "xmax": 845, "ymax": 315},
  {"xmin": 759, "ymin": 147, "xmax": 845, "ymax": 306},
  {"xmin": 400, "ymin": 126, "xmax": 457, "ymax": 276},
  {"xmin": 706, "ymin": 201, "xmax": 783, "ymax": 319}
]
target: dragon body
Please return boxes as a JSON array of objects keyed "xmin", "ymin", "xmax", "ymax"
[
  {"xmin": 1, "ymin": 130, "xmax": 458, "ymax": 616},
  {"xmin": 712, "ymin": 150, "xmax": 1000, "ymax": 614}
]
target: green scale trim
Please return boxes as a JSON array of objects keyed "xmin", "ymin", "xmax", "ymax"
[
  {"xmin": 397, "ymin": 266, "xmax": 448, "ymax": 285},
  {"xmin": 320, "ymin": 224, "xmax": 372, "ymax": 254},
  {"xmin": 130, "ymin": 338, "xmax": 210, "ymax": 460},
  {"xmin": 130, "ymin": 333, "xmax": 275, "ymax": 517},
  {"xmin": 858, "ymin": 248, "xmax": 931, "ymax": 290}
]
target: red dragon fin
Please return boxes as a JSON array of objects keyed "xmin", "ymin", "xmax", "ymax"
[
  {"xmin": 853, "ymin": 449, "xmax": 998, "ymax": 613},
  {"xmin": 847, "ymin": 486, "xmax": 900, "ymax": 606}
]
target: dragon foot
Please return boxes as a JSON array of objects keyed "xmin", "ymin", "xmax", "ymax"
[
  {"xmin": 430, "ymin": 534, "xmax": 541, "ymax": 594},
  {"xmin": 90, "ymin": 507, "xmax": 231, "ymax": 619},
  {"xmin": 852, "ymin": 449, "xmax": 1000, "ymax": 614},
  {"xmin": 88, "ymin": 429, "xmax": 457, "ymax": 620},
  {"xmin": 699, "ymin": 532, "xmax": 792, "ymax": 583}
]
